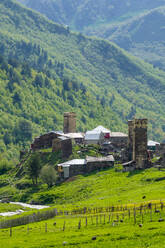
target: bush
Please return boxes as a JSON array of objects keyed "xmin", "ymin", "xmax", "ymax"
[{"xmin": 40, "ymin": 165, "xmax": 57, "ymax": 188}]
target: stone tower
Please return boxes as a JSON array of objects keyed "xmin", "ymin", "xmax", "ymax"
[
  {"xmin": 128, "ymin": 118, "xmax": 148, "ymax": 168},
  {"xmin": 63, "ymin": 112, "xmax": 76, "ymax": 133},
  {"xmin": 128, "ymin": 120, "xmax": 134, "ymax": 160}
]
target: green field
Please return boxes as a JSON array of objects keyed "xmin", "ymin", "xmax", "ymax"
[
  {"xmin": 0, "ymin": 166, "xmax": 165, "ymax": 247},
  {"xmin": 1, "ymin": 201, "xmax": 165, "ymax": 248}
]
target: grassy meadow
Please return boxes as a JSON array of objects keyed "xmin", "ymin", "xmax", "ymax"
[
  {"xmin": 24, "ymin": 166, "xmax": 165, "ymax": 209},
  {"xmin": 0, "ymin": 166, "xmax": 165, "ymax": 247},
  {"xmin": 1, "ymin": 201, "xmax": 165, "ymax": 248}
]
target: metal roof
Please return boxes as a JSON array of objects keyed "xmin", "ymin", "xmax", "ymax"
[
  {"xmin": 111, "ymin": 132, "xmax": 128, "ymax": 137},
  {"xmin": 148, "ymin": 140, "xmax": 160, "ymax": 146},
  {"xmin": 63, "ymin": 133, "xmax": 84, "ymax": 139},
  {"xmin": 85, "ymin": 131, "xmax": 101, "ymax": 140},
  {"xmin": 92, "ymin": 125, "xmax": 110, "ymax": 133},
  {"xmin": 58, "ymin": 159, "xmax": 86, "ymax": 167},
  {"xmin": 58, "ymin": 136, "xmax": 69, "ymax": 141},
  {"xmin": 86, "ymin": 155, "xmax": 115, "ymax": 163}
]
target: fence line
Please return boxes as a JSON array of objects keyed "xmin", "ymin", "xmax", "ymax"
[
  {"xmin": 2, "ymin": 207, "xmax": 165, "ymax": 238},
  {"xmin": 0, "ymin": 208, "xmax": 57, "ymax": 229},
  {"xmin": 0, "ymin": 200, "xmax": 164, "ymax": 229}
]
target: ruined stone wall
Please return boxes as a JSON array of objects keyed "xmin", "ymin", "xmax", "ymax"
[{"xmin": 63, "ymin": 112, "xmax": 76, "ymax": 133}]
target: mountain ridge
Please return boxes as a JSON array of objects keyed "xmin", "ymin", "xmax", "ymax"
[{"xmin": 16, "ymin": 0, "xmax": 165, "ymax": 70}]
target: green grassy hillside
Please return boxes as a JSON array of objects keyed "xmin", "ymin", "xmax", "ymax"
[
  {"xmin": 0, "ymin": 152, "xmax": 165, "ymax": 208},
  {"xmin": 1, "ymin": 0, "xmax": 165, "ymax": 160}
]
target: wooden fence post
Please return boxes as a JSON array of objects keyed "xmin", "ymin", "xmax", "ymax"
[
  {"xmin": 91, "ymin": 216, "xmax": 93, "ymax": 225},
  {"xmin": 96, "ymin": 215, "xmax": 98, "ymax": 225},
  {"xmin": 100, "ymin": 215, "xmax": 102, "ymax": 224},
  {"xmin": 128, "ymin": 209, "xmax": 131, "ymax": 220},
  {"xmin": 141, "ymin": 212, "xmax": 143, "ymax": 224},
  {"xmin": 108, "ymin": 214, "xmax": 111, "ymax": 223},
  {"xmin": 78, "ymin": 220, "xmax": 81, "ymax": 229},
  {"xmin": 85, "ymin": 217, "xmax": 88, "ymax": 227},
  {"xmin": 134, "ymin": 208, "xmax": 136, "ymax": 225},
  {"xmin": 10, "ymin": 227, "xmax": 12, "ymax": 237},
  {"xmin": 63, "ymin": 221, "xmax": 65, "ymax": 231},
  {"xmin": 45, "ymin": 223, "xmax": 47, "ymax": 233},
  {"xmin": 150, "ymin": 208, "xmax": 152, "ymax": 222}
]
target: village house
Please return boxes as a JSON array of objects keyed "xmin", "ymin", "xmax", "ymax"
[
  {"xmin": 57, "ymin": 155, "xmax": 114, "ymax": 179},
  {"xmin": 52, "ymin": 136, "xmax": 72, "ymax": 159},
  {"xmin": 31, "ymin": 131, "xmax": 60, "ymax": 150},
  {"xmin": 84, "ymin": 131, "xmax": 105, "ymax": 145},
  {"xmin": 110, "ymin": 132, "xmax": 128, "ymax": 149},
  {"xmin": 147, "ymin": 140, "xmax": 160, "ymax": 151},
  {"xmin": 84, "ymin": 125, "xmax": 110, "ymax": 145},
  {"xmin": 62, "ymin": 132, "xmax": 84, "ymax": 144}
]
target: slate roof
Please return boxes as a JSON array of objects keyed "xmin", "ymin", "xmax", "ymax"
[
  {"xmin": 86, "ymin": 155, "xmax": 115, "ymax": 163},
  {"xmin": 92, "ymin": 125, "xmax": 110, "ymax": 133},
  {"xmin": 58, "ymin": 159, "xmax": 86, "ymax": 167}
]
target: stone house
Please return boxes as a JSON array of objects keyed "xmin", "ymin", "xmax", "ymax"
[
  {"xmin": 147, "ymin": 140, "xmax": 160, "ymax": 151},
  {"xmin": 57, "ymin": 155, "xmax": 114, "ymax": 179},
  {"xmin": 110, "ymin": 132, "xmax": 128, "ymax": 149},
  {"xmin": 52, "ymin": 136, "xmax": 72, "ymax": 159},
  {"xmin": 58, "ymin": 159, "xmax": 86, "ymax": 179},
  {"xmin": 85, "ymin": 155, "xmax": 114, "ymax": 173},
  {"xmin": 31, "ymin": 131, "xmax": 59, "ymax": 150},
  {"xmin": 84, "ymin": 131, "xmax": 105, "ymax": 145},
  {"xmin": 63, "ymin": 132, "xmax": 84, "ymax": 144}
]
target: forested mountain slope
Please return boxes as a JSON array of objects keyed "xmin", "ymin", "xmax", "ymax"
[
  {"xmin": 87, "ymin": 7, "xmax": 165, "ymax": 70},
  {"xmin": 17, "ymin": 0, "xmax": 165, "ymax": 30},
  {"xmin": 16, "ymin": 0, "xmax": 165, "ymax": 70},
  {"xmin": 1, "ymin": 0, "xmax": 165, "ymax": 159}
]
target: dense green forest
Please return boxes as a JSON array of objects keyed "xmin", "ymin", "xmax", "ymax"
[
  {"xmin": 17, "ymin": 0, "xmax": 165, "ymax": 70},
  {"xmin": 1, "ymin": 0, "xmax": 165, "ymax": 160}
]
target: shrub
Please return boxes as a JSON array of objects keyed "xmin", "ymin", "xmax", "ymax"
[{"xmin": 40, "ymin": 165, "xmax": 57, "ymax": 188}]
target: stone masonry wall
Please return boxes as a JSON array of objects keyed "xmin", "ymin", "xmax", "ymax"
[{"xmin": 63, "ymin": 112, "xmax": 76, "ymax": 133}]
